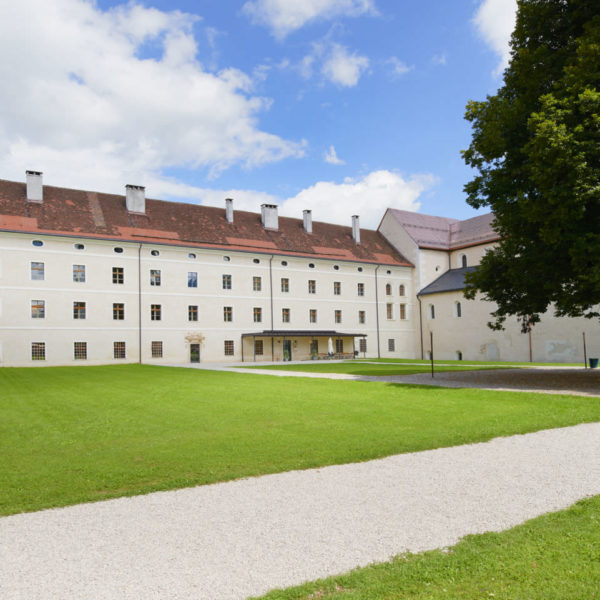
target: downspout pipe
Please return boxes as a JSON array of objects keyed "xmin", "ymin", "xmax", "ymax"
[
  {"xmin": 374, "ymin": 265, "xmax": 381, "ymax": 359},
  {"xmin": 269, "ymin": 255, "xmax": 274, "ymax": 361}
]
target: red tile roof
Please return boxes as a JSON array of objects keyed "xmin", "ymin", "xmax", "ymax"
[{"xmin": 0, "ymin": 178, "xmax": 411, "ymax": 266}]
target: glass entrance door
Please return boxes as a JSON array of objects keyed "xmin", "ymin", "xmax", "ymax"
[
  {"xmin": 190, "ymin": 343, "xmax": 200, "ymax": 363},
  {"xmin": 283, "ymin": 339, "xmax": 292, "ymax": 361}
]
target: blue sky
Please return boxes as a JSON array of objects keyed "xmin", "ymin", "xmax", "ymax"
[{"xmin": 0, "ymin": 0, "xmax": 517, "ymax": 228}]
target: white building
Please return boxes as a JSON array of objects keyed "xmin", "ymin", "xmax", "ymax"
[{"xmin": 0, "ymin": 172, "xmax": 597, "ymax": 366}]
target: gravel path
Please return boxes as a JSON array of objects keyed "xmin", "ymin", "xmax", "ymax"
[{"xmin": 2, "ymin": 423, "xmax": 599, "ymax": 600}]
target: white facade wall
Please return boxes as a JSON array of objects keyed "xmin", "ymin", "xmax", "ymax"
[{"xmin": 0, "ymin": 231, "xmax": 416, "ymax": 366}]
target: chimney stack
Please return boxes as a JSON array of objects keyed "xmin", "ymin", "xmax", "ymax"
[
  {"xmin": 125, "ymin": 184, "xmax": 145, "ymax": 214},
  {"xmin": 261, "ymin": 204, "xmax": 279, "ymax": 230},
  {"xmin": 225, "ymin": 198, "xmax": 234, "ymax": 223},
  {"xmin": 303, "ymin": 210, "xmax": 312, "ymax": 234},
  {"xmin": 26, "ymin": 170, "xmax": 43, "ymax": 203},
  {"xmin": 352, "ymin": 215, "xmax": 360, "ymax": 244}
]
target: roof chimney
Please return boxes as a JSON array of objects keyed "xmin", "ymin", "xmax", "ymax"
[
  {"xmin": 225, "ymin": 198, "xmax": 234, "ymax": 223},
  {"xmin": 26, "ymin": 170, "xmax": 43, "ymax": 203},
  {"xmin": 261, "ymin": 203, "xmax": 278, "ymax": 230},
  {"xmin": 125, "ymin": 184, "xmax": 145, "ymax": 214},
  {"xmin": 303, "ymin": 209, "xmax": 312, "ymax": 234},
  {"xmin": 352, "ymin": 215, "xmax": 360, "ymax": 244}
]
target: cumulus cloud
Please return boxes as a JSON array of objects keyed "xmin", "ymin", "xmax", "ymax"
[
  {"xmin": 0, "ymin": 0, "xmax": 304, "ymax": 192},
  {"xmin": 242, "ymin": 0, "xmax": 376, "ymax": 39},
  {"xmin": 324, "ymin": 145, "xmax": 345, "ymax": 165},
  {"xmin": 321, "ymin": 43, "xmax": 369, "ymax": 87},
  {"xmin": 473, "ymin": 0, "xmax": 517, "ymax": 76},
  {"xmin": 387, "ymin": 56, "xmax": 413, "ymax": 77}
]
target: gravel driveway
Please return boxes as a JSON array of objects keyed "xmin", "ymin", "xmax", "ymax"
[{"xmin": 2, "ymin": 423, "xmax": 599, "ymax": 600}]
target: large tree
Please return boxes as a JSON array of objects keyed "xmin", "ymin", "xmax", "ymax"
[{"xmin": 462, "ymin": 0, "xmax": 600, "ymax": 330}]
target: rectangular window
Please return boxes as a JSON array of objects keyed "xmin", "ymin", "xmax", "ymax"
[
  {"xmin": 388, "ymin": 338, "xmax": 396, "ymax": 352},
  {"xmin": 310, "ymin": 340, "xmax": 319, "ymax": 355},
  {"xmin": 150, "ymin": 269, "xmax": 161, "ymax": 286},
  {"xmin": 112, "ymin": 267, "xmax": 124, "ymax": 284},
  {"xmin": 223, "ymin": 306, "xmax": 233, "ymax": 322},
  {"xmin": 73, "ymin": 264, "xmax": 86, "ymax": 283},
  {"xmin": 113, "ymin": 303, "xmax": 125, "ymax": 320},
  {"xmin": 151, "ymin": 304, "xmax": 161, "ymax": 321},
  {"xmin": 31, "ymin": 299, "xmax": 45, "ymax": 319},
  {"xmin": 73, "ymin": 301, "xmax": 86, "ymax": 319},
  {"xmin": 254, "ymin": 339, "xmax": 263, "ymax": 355},
  {"xmin": 31, "ymin": 342, "xmax": 45, "ymax": 360},
  {"xmin": 31, "ymin": 261, "xmax": 44, "ymax": 281},
  {"xmin": 399, "ymin": 303, "xmax": 406, "ymax": 320},
  {"xmin": 335, "ymin": 309, "xmax": 342, "ymax": 324},
  {"xmin": 73, "ymin": 342, "xmax": 87, "ymax": 360},
  {"xmin": 357, "ymin": 283, "xmax": 364, "ymax": 296},
  {"xmin": 386, "ymin": 303, "xmax": 393, "ymax": 319},
  {"xmin": 309, "ymin": 309, "xmax": 317, "ymax": 323},
  {"xmin": 308, "ymin": 280, "xmax": 316, "ymax": 294},
  {"xmin": 222, "ymin": 274, "xmax": 232, "ymax": 290},
  {"xmin": 188, "ymin": 305, "xmax": 198, "ymax": 321},
  {"xmin": 359, "ymin": 338, "xmax": 367, "ymax": 353},
  {"xmin": 114, "ymin": 341, "xmax": 126, "ymax": 359},
  {"xmin": 253, "ymin": 276, "xmax": 262, "ymax": 291},
  {"xmin": 282, "ymin": 308, "xmax": 290, "ymax": 323},
  {"xmin": 281, "ymin": 277, "xmax": 289, "ymax": 293},
  {"xmin": 188, "ymin": 272, "xmax": 198, "ymax": 288},
  {"xmin": 333, "ymin": 281, "xmax": 341, "ymax": 295},
  {"xmin": 253, "ymin": 307, "xmax": 262, "ymax": 323},
  {"xmin": 358, "ymin": 310, "xmax": 365, "ymax": 324},
  {"xmin": 151, "ymin": 341, "xmax": 163, "ymax": 358},
  {"xmin": 224, "ymin": 340, "xmax": 234, "ymax": 356},
  {"xmin": 335, "ymin": 339, "xmax": 344, "ymax": 353}
]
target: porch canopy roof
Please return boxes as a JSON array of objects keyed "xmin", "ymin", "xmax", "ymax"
[{"xmin": 241, "ymin": 330, "xmax": 366, "ymax": 338}]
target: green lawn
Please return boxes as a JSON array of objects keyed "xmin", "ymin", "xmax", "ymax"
[
  {"xmin": 2, "ymin": 365, "xmax": 599, "ymax": 516},
  {"xmin": 252, "ymin": 495, "xmax": 600, "ymax": 600}
]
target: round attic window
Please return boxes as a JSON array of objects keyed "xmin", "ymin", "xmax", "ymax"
[
  {"xmin": 357, "ymin": 267, "xmax": 363, "ymax": 272},
  {"xmin": 386, "ymin": 270, "xmax": 391, "ymax": 275},
  {"xmin": 308, "ymin": 263, "xmax": 315, "ymax": 269},
  {"xmin": 114, "ymin": 247, "xmax": 123, "ymax": 253},
  {"xmin": 223, "ymin": 256, "xmax": 231, "ymax": 262},
  {"xmin": 188, "ymin": 253, "xmax": 196, "ymax": 259},
  {"xmin": 333, "ymin": 265, "xmax": 339, "ymax": 270},
  {"xmin": 32, "ymin": 240, "xmax": 43, "ymax": 247},
  {"xmin": 151, "ymin": 250, "xmax": 160, "ymax": 256},
  {"xmin": 253, "ymin": 258, "xmax": 260, "ymax": 264},
  {"xmin": 281, "ymin": 261, "xmax": 288, "ymax": 266},
  {"xmin": 74, "ymin": 243, "xmax": 85, "ymax": 250}
]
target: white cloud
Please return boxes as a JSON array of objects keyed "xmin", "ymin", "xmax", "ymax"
[
  {"xmin": 242, "ymin": 0, "xmax": 376, "ymax": 39},
  {"xmin": 473, "ymin": 0, "xmax": 517, "ymax": 76},
  {"xmin": 321, "ymin": 43, "xmax": 369, "ymax": 87},
  {"xmin": 387, "ymin": 56, "xmax": 413, "ymax": 77},
  {"xmin": 431, "ymin": 53, "xmax": 447, "ymax": 66},
  {"xmin": 324, "ymin": 145, "xmax": 345, "ymax": 165},
  {"xmin": 0, "ymin": 0, "xmax": 304, "ymax": 191}
]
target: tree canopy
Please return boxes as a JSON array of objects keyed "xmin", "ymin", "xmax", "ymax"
[{"xmin": 462, "ymin": 0, "xmax": 600, "ymax": 330}]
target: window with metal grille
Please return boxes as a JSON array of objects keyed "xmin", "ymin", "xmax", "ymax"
[
  {"xmin": 113, "ymin": 303, "xmax": 125, "ymax": 320},
  {"xmin": 358, "ymin": 310, "xmax": 365, "ymax": 324},
  {"xmin": 254, "ymin": 340, "xmax": 263, "ymax": 355},
  {"xmin": 31, "ymin": 262, "xmax": 44, "ymax": 281},
  {"xmin": 151, "ymin": 304, "xmax": 161, "ymax": 321},
  {"xmin": 223, "ymin": 306, "xmax": 232, "ymax": 322},
  {"xmin": 31, "ymin": 342, "xmax": 45, "ymax": 360},
  {"xmin": 253, "ymin": 307, "xmax": 262, "ymax": 323},
  {"xmin": 188, "ymin": 272, "xmax": 198, "ymax": 288},
  {"xmin": 114, "ymin": 341, "xmax": 126, "ymax": 359},
  {"xmin": 388, "ymin": 338, "xmax": 395, "ymax": 351},
  {"xmin": 150, "ymin": 269, "xmax": 161, "ymax": 286},
  {"xmin": 112, "ymin": 267, "xmax": 124, "ymax": 284},
  {"xmin": 222, "ymin": 274, "xmax": 232, "ymax": 289},
  {"xmin": 73, "ymin": 301, "xmax": 86, "ymax": 319},
  {"xmin": 188, "ymin": 305, "xmax": 198, "ymax": 321},
  {"xmin": 253, "ymin": 276, "xmax": 262, "ymax": 291},
  {"xmin": 74, "ymin": 342, "xmax": 87, "ymax": 360},
  {"xmin": 282, "ymin": 308, "xmax": 290, "ymax": 323},
  {"xmin": 31, "ymin": 299, "xmax": 45, "ymax": 319},
  {"xmin": 151, "ymin": 341, "xmax": 163, "ymax": 358},
  {"xmin": 333, "ymin": 281, "xmax": 341, "ymax": 295},
  {"xmin": 308, "ymin": 280, "xmax": 316, "ymax": 294},
  {"xmin": 357, "ymin": 283, "xmax": 364, "ymax": 296},
  {"xmin": 359, "ymin": 338, "xmax": 367, "ymax": 353},
  {"xmin": 309, "ymin": 309, "xmax": 317, "ymax": 323},
  {"xmin": 281, "ymin": 277, "xmax": 289, "ymax": 292},
  {"xmin": 334, "ymin": 309, "xmax": 342, "ymax": 324},
  {"xmin": 73, "ymin": 264, "xmax": 85, "ymax": 282},
  {"xmin": 335, "ymin": 339, "xmax": 344, "ymax": 353},
  {"xmin": 399, "ymin": 304, "xmax": 406, "ymax": 320},
  {"xmin": 224, "ymin": 340, "xmax": 234, "ymax": 356}
]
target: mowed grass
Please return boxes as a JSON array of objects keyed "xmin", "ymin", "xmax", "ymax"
[
  {"xmin": 252, "ymin": 495, "xmax": 600, "ymax": 600},
  {"xmin": 2, "ymin": 364, "xmax": 600, "ymax": 516},
  {"xmin": 243, "ymin": 361, "xmax": 510, "ymax": 376}
]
